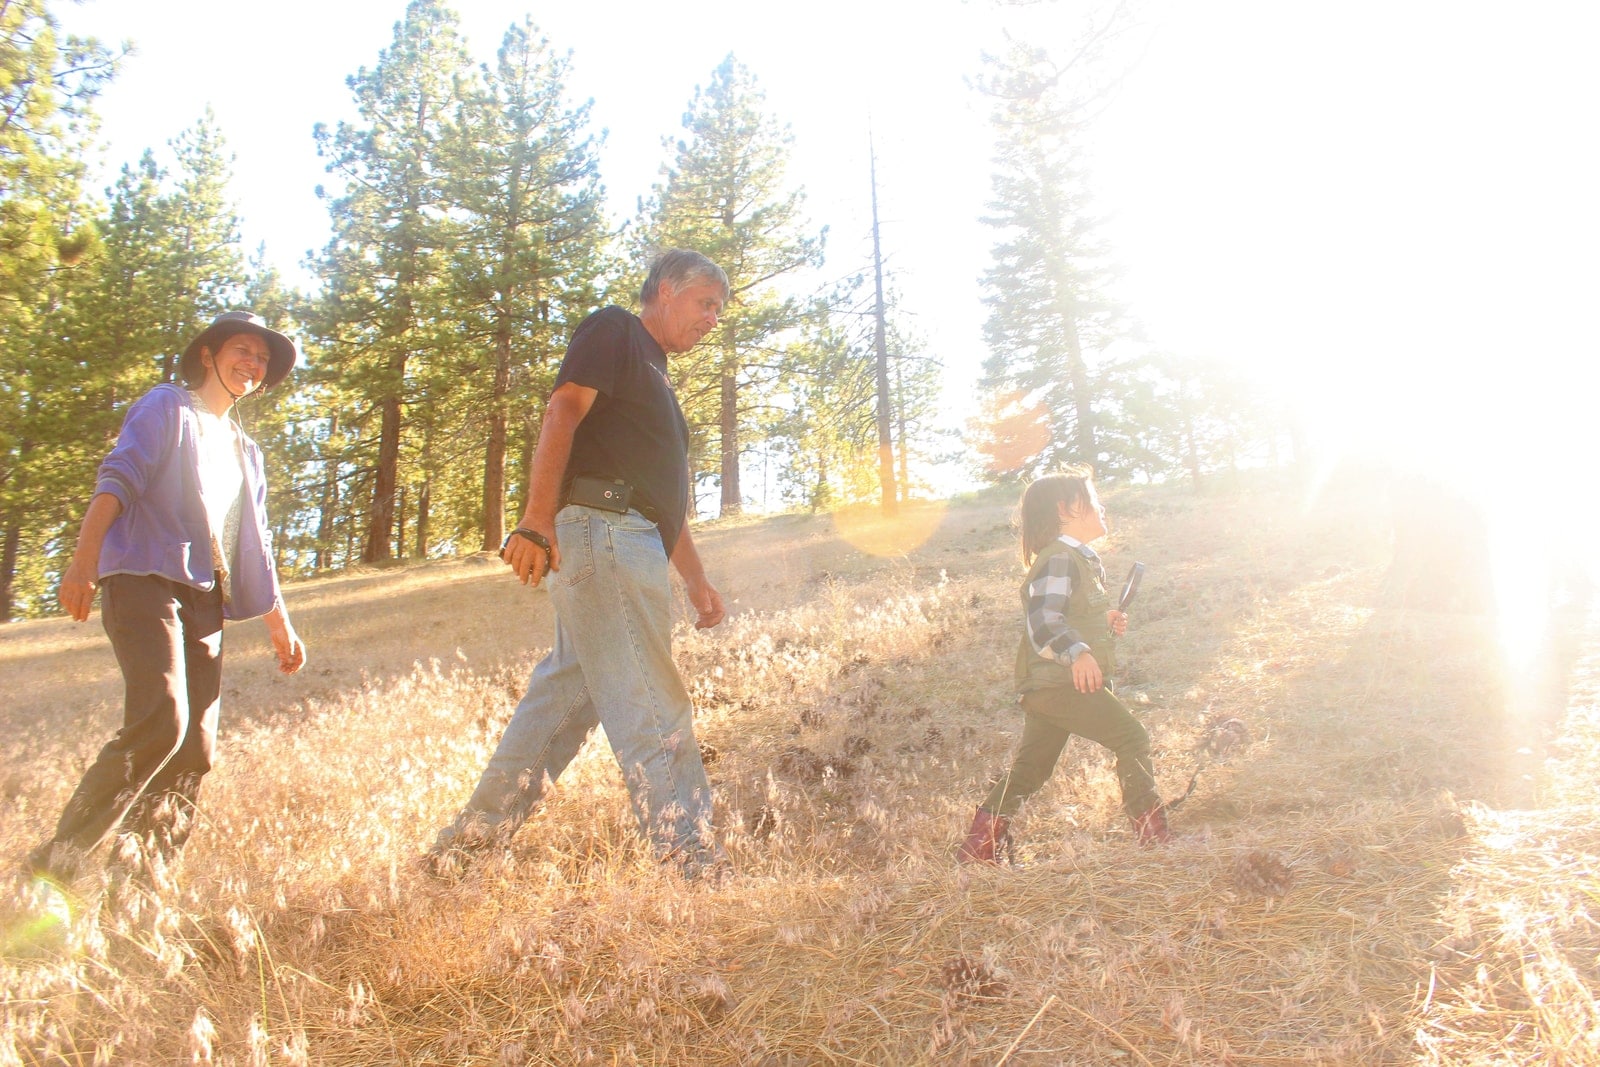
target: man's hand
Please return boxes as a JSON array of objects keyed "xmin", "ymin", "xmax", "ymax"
[
  {"xmin": 503, "ymin": 523, "xmax": 561, "ymax": 587},
  {"xmin": 688, "ymin": 579, "xmax": 725, "ymax": 630},
  {"xmin": 58, "ymin": 558, "xmax": 98, "ymax": 622},
  {"xmin": 1107, "ymin": 609, "xmax": 1128, "ymax": 637},
  {"xmin": 669, "ymin": 513, "xmax": 721, "ymax": 630},
  {"xmin": 504, "ymin": 382, "xmax": 594, "ymax": 589},
  {"xmin": 1071, "ymin": 651, "xmax": 1104, "ymax": 693}
]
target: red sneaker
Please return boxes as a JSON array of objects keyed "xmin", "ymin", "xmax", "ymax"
[
  {"xmin": 956, "ymin": 808, "xmax": 1012, "ymax": 865},
  {"xmin": 1131, "ymin": 803, "xmax": 1171, "ymax": 846}
]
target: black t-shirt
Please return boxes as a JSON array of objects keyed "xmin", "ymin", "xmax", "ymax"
[{"xmin": 555, "ymin": 306, "xmax": 689, "ymax": 552}]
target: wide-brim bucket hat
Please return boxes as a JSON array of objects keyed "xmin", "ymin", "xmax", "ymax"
[{"xmin": 181, "ymin": 311, "xmax": 299, "ymax": 390}]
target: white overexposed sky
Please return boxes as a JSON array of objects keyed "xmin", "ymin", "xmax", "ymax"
[{"xmin": 56, "ymin": 0, "xmax": 1600, "ymax": 495}]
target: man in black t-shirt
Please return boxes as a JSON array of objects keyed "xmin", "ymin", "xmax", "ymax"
[{"xmin": 427, "ymin": 250, "xmax": 729, "ymax": 880}]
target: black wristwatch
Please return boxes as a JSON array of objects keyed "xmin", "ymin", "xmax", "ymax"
[{"xmin": 502, "ymin": 527, "xmax": 552, "ymax": 556}]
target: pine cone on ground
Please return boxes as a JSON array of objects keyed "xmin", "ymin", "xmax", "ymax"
[
  {"xmin": 843, "ymin": 734, "xmax": 874, "ymax": 757},
  {"xmin": 1199, "ymin": 717, "xmax": 1250, "ymax": 760},
  {"xmin": 774, "ymin": 745, "xmax": 857, "ymax": 781},
  {"xmin": 939, "ymin": 956, "xmax": 1007, "ymax": 1004},
  {"xmin": 1232, "ymin": 849, "xmax": 1294, "ymax": 898},
  {"xmin": 748, "ymin": 806, "xmax": 778, "ymax": 842},
  {"xmin": 774, "ymin": 745, "xmax": 825, "ymax": 780}
]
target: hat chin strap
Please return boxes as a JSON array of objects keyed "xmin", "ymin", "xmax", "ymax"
[
  {"xmin": 205, "ymin": 355, "xmax": 253, "ymax": 403},
  {"xmin": 221, "ymin": 374, "xmax": 253, "ymax": 434},
  {"xmin": 202, "ymin": 358, "xmax": 253, "ymax": 436}
]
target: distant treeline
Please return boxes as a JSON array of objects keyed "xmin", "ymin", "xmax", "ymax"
[{"xmin": 0, "ymin": 0, "xmax": 1287, "ymax": 619}]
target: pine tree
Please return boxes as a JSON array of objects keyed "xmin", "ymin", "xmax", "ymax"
[
  {"xmin": 772, "ymin": 288, "xmax": 874, "ymax": 510},
  {"xmin": 0, "ymin": 0, "xmax": 115, "ymax": 618},
  {"xmin": 0, "ymin": 251, "xmax": 108, "ymax": 620},
  {"xmin": 444, "ymin": 18, "xmax": 609, "ymax": 551},
  {"xmin": 976, "ymin": 38, "xmax": 1125, "ymax": 478},
  {"xmin": 775, "ymin": 275, "xmax": 946, "ymax": 510},
  {"xmin": 1145, "ymin": 353, "xmax": 1273, "ymax": 487},
  {"xmin": 314, "ymin": 0, "xmax": 472, "ymax": 563},
  {"xmin": 885, "ymin": 319, "xmax": 950, "ymax": 503},
  {"xmin": 637, "ymin": 55, "xmax": 824, "ymax": 516},
  {"xmin": 867, "ymin": 140, "xmax": 896, "ymax": 513},
  {"xmin": 1087, "ymin": 354, "xmax": 1172, "ymax": 484},
  {"xmin": 59, "ymin": 115, "xmax": 249, "ymax": 425},
  {"xmin": 0, "ymin": 0, "xmax": 114, "ymax": 322}
]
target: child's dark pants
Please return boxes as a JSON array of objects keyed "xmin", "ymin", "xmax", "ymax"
[{"xmin": 983, "ymin": 684, "xmax": 1157, "ymax": 819}]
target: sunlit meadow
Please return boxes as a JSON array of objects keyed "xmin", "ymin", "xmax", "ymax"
[{"xmin": 3, "ymin": 469, "xmax": 1596, "ymax": 1065}]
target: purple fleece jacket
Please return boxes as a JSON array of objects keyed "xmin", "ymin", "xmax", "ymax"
[{"xmin": 93, "ymin": 383, "xmax": 282, "ymax": 621}]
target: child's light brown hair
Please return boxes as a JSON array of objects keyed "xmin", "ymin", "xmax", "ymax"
[{"xmin": 1019, "ymin": 466, "xmax": 1096, "ymax": 566}]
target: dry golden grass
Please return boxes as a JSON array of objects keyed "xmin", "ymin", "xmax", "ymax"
[{"xmin": 2, "ymin": 468, "xmax": 1597, "ymax": 1065}]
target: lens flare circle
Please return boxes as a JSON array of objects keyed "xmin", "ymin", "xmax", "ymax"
[
  {"xmin": 829, "ymin": 500, "xmax": 949, "ymax": 558},
  {"xmin": 3, "ymin": 878, "xmax": 73, "ymax": 957}
]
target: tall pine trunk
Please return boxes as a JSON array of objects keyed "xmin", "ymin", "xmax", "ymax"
[
  {"xmin": 1, "ymin": 520, "xmax": 20, "ymax": 622},
  {"xmin": 483, "ymin": 317, "xmax": 512, "ymax": 551},
  {"xmin": 0, "ymin": 439, "xmax": 27, "ymax": 621},
  {"xmin": 895, "ymin": 357, "xmax": 910, "ymax": 505},
  {"xmin": 362, "ymin": 232, "xmax": 422, "ymax": 564},
  {"xmin": 518, "ymin": 410, "xmax": 537, "ymax": 515},
  {"xmin": 1183, "ymin": 408, "xmax": 1202, "ymax": 488},
  {"xmin": 1057, "ymin": 290, "xmax": 1095, "ymax": 465},
  {"xmin": 416, "ymin": 476, "xmax": 431, "ymax": 559},
  {"xmin": 316, "ymin": 413, "xmax": 340, "ymax": 571},
  {"xmin": 719, "ymin": 339, "xmax": 741, "ymax": 516},
  {"xmin": 870, "ymin": 145, "xmax": 898, "ymax": 515},
  {"xmin": 396, "ymin": 484, "xmax": 408, "ymax": 559},
  {"xmin": 363, "ymin": 381, "xmax": 404, "ymax": 563}
]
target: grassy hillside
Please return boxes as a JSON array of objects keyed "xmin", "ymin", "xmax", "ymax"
[{"xmin": 2, "ymin": 468, "xmax": 1596, "ymax": 1065}]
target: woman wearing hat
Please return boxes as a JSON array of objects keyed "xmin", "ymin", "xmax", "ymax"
[{"xmin": 28, "ymin": 311, "xmax": 308, "ymax": 884}]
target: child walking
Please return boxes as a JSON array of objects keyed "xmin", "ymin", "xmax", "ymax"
[{"xmin": 958, "ymin": 467, "xmax": 1169, "ymax": 863}]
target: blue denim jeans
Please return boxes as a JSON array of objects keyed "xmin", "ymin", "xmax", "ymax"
[{"xmin": 434, "ymin": 505, "xmax": 715, "ymax": 866}]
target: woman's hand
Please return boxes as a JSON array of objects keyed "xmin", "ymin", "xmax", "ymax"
[
  {"xmin": 265, "ymin": 602, "xmax": 307, "ymax": 674},
  {"xmin": 58, "ymin": 558, "xmax": 98, "ymax": 621},
  {"xmin": 58, "ymin": 493, "xmax": 122, "ymax": 621},
  {"xmin": 271, "ymin": 623, "xmax": 307, "ymax": 674}
]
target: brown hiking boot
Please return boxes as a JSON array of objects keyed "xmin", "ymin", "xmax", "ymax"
[
  {"xmin": 956, "ymin": 808, "xmax": 1011, "ymax": 865},
  {"xmin": 1131, "ymin": 802, "xmax": 1171, "ymax": 846},
  {"xmin": 24, "ymin": 841, "xmax": 83, "ymax": 884},
  {"xmin": 418, "ymin": 848, "xmax": 472, "ymax": 883}
]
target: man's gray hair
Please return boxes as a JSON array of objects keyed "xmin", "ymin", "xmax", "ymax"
[{"xmin": 639, "ymin": 249, "xmax": 730, "ymax": 306}]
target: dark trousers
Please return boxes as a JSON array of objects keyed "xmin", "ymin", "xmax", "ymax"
[
  {"xmin": 43, "ymin": 574, "xmax": 224, "ymax": 870},
  {"xmin": 983, "ymin": 684, "xmax": 1157, "ymax": 819}
]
